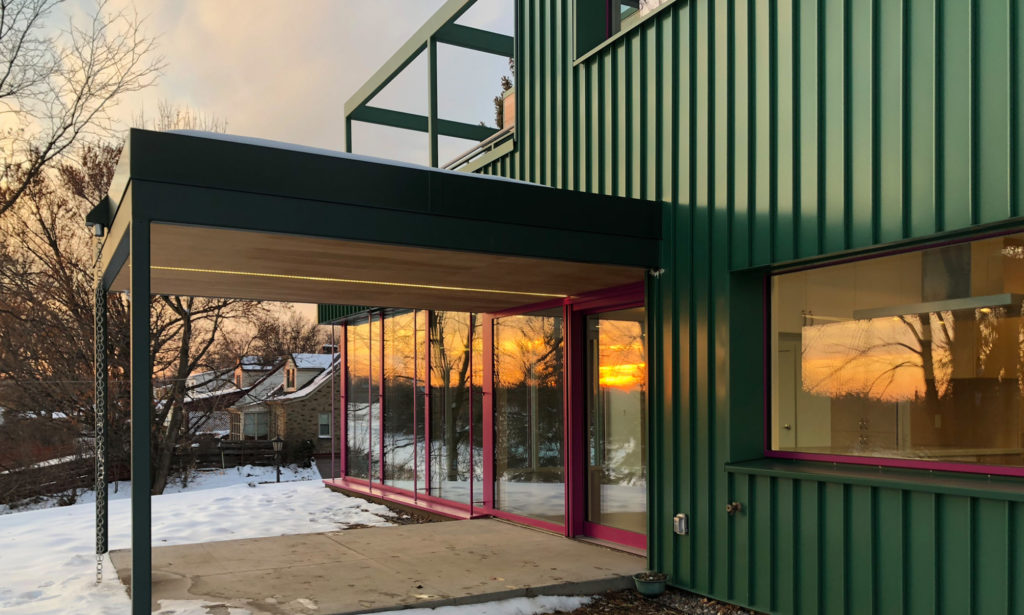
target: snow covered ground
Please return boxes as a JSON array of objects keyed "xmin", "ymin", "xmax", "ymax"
[
  {"xmin": 0, "ymin": 465, "xmax": 395, "ymax": 614},
  {"xmin": 0, "ymin": 465, "xmax": 594, "ymax": 615}
]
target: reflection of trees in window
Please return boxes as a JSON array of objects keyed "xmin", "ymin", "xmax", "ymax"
[
  {"xmin": 803, "ymin": 305, "xmax": 1024, "ymax": 455},
  {"xmin": 384, "ymin": 311, "xmax": 418, "ymax": 483},
  {"xmin": 494, "ymin": 313, "xmax": 564, "ymax": 482},
  {"xmin": 346, "ymin": 318, "xmax": 371, "ymax": 479},
  {"xmin": 430, "ymin": 312, "xmax": 473, "ymax": 484}
]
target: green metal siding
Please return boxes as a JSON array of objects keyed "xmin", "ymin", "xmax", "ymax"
[
  {"xmin": 479, "ymin": 0, "xmax": 1024, "ymax": 613},
  {"xmin": 317, "ymin": 304, "xmax": 367, "ymax": 324}
]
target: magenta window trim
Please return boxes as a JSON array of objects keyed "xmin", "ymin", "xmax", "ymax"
[
  {"xmin": 342, "ymin": 323, "xmax": 350, "ymax": 476},
  {"xmin": 332, "ymin": 280, "xmax": 650, "ymax": 547},
  {"xmin": 764, "ymin": 227, "xmax": 1024, "ymax": 479},
  {"xmin": 582, "ymin": 522, "xmax": 647, "ymax": 550},
  {"xmin": 324, "ymin": 476, "xmax": 480, "ymax": 520}
]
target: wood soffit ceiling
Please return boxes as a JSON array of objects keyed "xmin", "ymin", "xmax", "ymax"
[{"xmin": 109, "ymin": 224, "xmax": 644, "ymax": 313}]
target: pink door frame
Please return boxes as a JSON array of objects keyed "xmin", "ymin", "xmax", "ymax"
[{"xmin": 324, "ymin": 282, "xmax": 648, "ymax": 549}]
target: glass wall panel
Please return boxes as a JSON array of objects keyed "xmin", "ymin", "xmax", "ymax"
[
  {"xmin": 369, "ymin": 314, "xmax": 380, "ymax": 482},
  {"xmin": 415, "ymin": 310, "xmax": 428, "ymax": 494},
  {"xmin": 586, "ymin": 308, "xmax": 647, "ymax": 534},
  {"xmin": 772, "ymin": 234, "xmax": 1024, "ymax": 468},
  {"xmin": 346, "ymin": 318, "xmax": 371, "ymax": 479},
  {"xmin": 493, "ymin": 308, "xmax": 565, "ymax": 524},
  {"xmin": 384, "ymin": 311, "xmax": 417, "ymax": 489},
  {"xmin": 429, "ymin": 311, "xmax": 472, "ymax": 503},
  {"xmin": 471, "ymin": 316, "xmax": 484, "ymax": 505}
]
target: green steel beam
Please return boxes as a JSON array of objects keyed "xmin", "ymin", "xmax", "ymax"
[
  {"xmin": 128, "ymin": 216, "xmax": 151, "ymax": 615},
  {"xmin": 435, "ymin": 23, "xmax": 514, "ymax": 56},
  {"xmin": 349, "ymin": 105, "xmax": 497, "ymax": 143},
  {"xmin": 428, "ymin": 37, "xmax": 439, "ymax": 167},
  {"xmin": 343, "ymin": 0, "xmax": 479, "ymax": 117}
]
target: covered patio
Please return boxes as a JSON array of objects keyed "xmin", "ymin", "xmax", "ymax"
[
  {"xmin": 89, "ymin": 129, "xmax": 662, "ymax": 614},
  {"xmin": 109, "ymin": 518, "xmax": 643, "ymax": 614}
]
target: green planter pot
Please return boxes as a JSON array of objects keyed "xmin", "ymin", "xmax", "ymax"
[{"xmin": 633, "ymin": 571, "xmax": 667, "ymax": 597}]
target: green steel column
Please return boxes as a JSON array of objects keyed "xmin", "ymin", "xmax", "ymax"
[
  {"xmin": 129, "ymin": 218, "xmax": 151, "ymax": 615},
  {"xmin": 94, "ymin": 232, "xmax": 108, "ymax": 576},
  {"xmin": 428, "ymin": 36, "xmax": 439, "ymax": 167},
  {"xmin": 345, "ymin": 118, "xmax": 353, "ymax": 153}
]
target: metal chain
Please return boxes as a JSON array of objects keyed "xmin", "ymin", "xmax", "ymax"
[{"xmin": 94, "ymin": 234, "xmax": 108, "ymax": 583}]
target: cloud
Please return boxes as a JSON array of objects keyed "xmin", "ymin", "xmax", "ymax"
[{"xmin": 94, "ymin": 0, "xmax": 511, "ymax": 164}]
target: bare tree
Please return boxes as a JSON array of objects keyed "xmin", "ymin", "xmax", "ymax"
[
  {"xmin": 0, "ymin": 0, "xmax": 163, "ymax": 219},
  {"xmin": 0, "ymin": 140, "xmax": 132, "ymax": 499},
  {"xmin": 149, "ymin": 296, "xmax": 260, "ymax": 494}
]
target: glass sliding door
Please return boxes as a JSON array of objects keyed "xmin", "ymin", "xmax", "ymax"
[
  {"xmin": 383, "ymin": 311, "xmax": 417, "ymax": 490},
  {"xmin": 585, "ymin": 307, "xmax": 647, "ymax": 537},
  {"xmin": 493, "ymin": 308, "xmax": 565, "ymax": 525},
  {"xmin": 346, "ymin": 317, "xmax": 371, "ymax": 479},
  {"xmin": 429, "ymin": 311, "xmax": 472, "ymax": 504}
]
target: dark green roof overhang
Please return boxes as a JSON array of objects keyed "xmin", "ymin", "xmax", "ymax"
[{"xmin": 96, "ymin": 129, "xmax": 663, "ymax": 312}]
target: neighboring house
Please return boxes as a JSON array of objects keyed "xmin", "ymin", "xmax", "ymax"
[
  {"xmin": 228, "ymin": 353, "xmax": 339, "ymax": 453},
  {"xmin": 266, "ymin": 354, "xmax": 342, "ymax": 456},
  {"xmin": 181, "ymin": 370, "xmax": 246, "ymax": 435},
  {"xmin": 232, "ymin": 355, "xmax": 275, "ymax": 389}
]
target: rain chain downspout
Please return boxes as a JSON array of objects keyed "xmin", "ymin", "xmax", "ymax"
[{"xmin": 93, "ymin": 227, "xmax": 108, "ymax": 583}]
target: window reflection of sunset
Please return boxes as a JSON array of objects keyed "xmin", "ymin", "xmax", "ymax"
[
  {"xmin": 598, "ymin": 320, "xmax": 645, "ymax": 391},
  {"xmin": 801, "ymin": 316, "xmax": 953, "ymax": 401}
]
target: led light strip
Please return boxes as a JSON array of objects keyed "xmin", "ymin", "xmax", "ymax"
[{"xmin": 151, "ymin": 265, "xmax": 567, "ymax": 299}]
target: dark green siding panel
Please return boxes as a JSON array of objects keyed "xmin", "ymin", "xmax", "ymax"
[
  {"xmin": 907, "ymin": 0, "xmax": 937, "ymax": 237},
  {"xmin": 937, "ymin": 495, "xmax": 972, "ymax": 614},
  {"xmin": 938, "ymin": 0, "xmax": 973, "ymax": 231},
  {"xmin": 877, "ymin": 0, "xmax": 905, "ymax": 243},
  {"xmin": 774, "ymin": 478, "xmax": 796, "ymax": 615},
  {"xmin": 848, "ymin": 0, "xmax": 874, "ymax": 249},
  {"xmin": 906, "ymin": 492, "xmax": 937, "ymax": 614},
  {"xmin": 821, "ymin": 0, "xmax": 846, "ymax": 253},
  {"xmin": 796, "ymin": 0, "xmax": 821, "ymax": 257},
  {"xmin": 317, "ymin": 304, "xmax": 365, "ymax": 324},
  {"xmin": 752, "ymin": 475, "xmax": 773, "ymax": 611},
  {"xmin": 797, "ymin": 481, "xmax": 821, "ymax": 615},
  {"xmin": 732, "ymin": 0, "xmax": 750, "ymax": 270},
  {"xmin": 973, "ymin": 499, "xmax": 1010, "ymax": 614},
  {"xmin": 821, "ymin": 483, "xmax": 847, "ymax": 615},
  {"xmin": 473, "ymin": 1, "xmax": 1024, "ymax": 613},
  {"xmin": 1013, "ymin": 502, "xmax": 1024, "ymax": 615},
  {"xmin": 874, "ymin": 488, "xmax": 905, "ymax": 615},
  {"xmin": 730, "ymin": 472, "xmax": 750, "ymax": 604},
  {"xmin": 847, "ymin": 486, "xmax": 874, "ymax": 615},
  {"xmin": 752, "ymin": 0, "xmax": 771, "ymax": 265},
  {"xmin": 775, "ymin": 0, "xmax": 796, "ymax": 262},
  {"xmin": 975, "ymin": 0, "xmax": 1012, "ymax": 224}
]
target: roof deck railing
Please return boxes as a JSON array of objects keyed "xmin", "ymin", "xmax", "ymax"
[{"xmin": 344, "ymin": 0, "xmax": 514, "ymax": 167}]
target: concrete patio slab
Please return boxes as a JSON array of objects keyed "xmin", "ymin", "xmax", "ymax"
[{"xmin": 110, "ymin": 518, "xmax": 644, "ymax": 614}]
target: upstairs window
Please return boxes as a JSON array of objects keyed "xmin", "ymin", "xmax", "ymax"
[
  {"xmin": 575, "ymin": 0, "xmax": 671, "ymax": 58},
  {"xmin": 285, "ymin": 367, "xmax": 296, "ymax": 391},
  {"xmin": 770, "ymin": 232, "xmax": 1024, "ymax": 475},
  {"xmin": 611, "ymin": 1, "xmax": 664, "ymax": 34}
]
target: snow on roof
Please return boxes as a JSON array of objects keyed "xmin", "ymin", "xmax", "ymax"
[
  {"xmin": 239, "ymin": 355, "xmax": 274, "ymax": 371},
  {"xmin": 292, "ymin": 353, "xmax": 334, "ymax": 370},
  {"xmin": 274, "ymin": 354, "xmax": 342, "ymax": 401},
  {"xmin": 169, "ymin": 130, "xmax": 534, "ymax": 187}
]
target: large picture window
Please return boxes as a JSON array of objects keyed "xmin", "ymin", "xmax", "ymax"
[{"xmin": 771, "ymin": 233, "xmax": 1024, "ymax": 473}]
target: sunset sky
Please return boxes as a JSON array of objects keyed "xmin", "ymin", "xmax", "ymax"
[
  {"xmin": 63, "ymin": 1, "xmax": 514, "ymax": 322},
  {"xmin": 86, "ymin": 0, "xmax": 514, "ymax": 165}
]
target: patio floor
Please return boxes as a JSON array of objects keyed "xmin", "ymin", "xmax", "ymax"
[{"xmin": 109, "ymin": 518, "xmax": 645, "ymax": 615}]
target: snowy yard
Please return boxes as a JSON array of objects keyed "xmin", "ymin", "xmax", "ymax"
[{"xmin": 0, "ymin": 465, "xmax": 592, "ymax": 615}]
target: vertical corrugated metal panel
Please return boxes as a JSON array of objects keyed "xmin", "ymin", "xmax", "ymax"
[{"xmin": 475, "ymin": 1, "xmax": 1024, "ymax": 612}]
